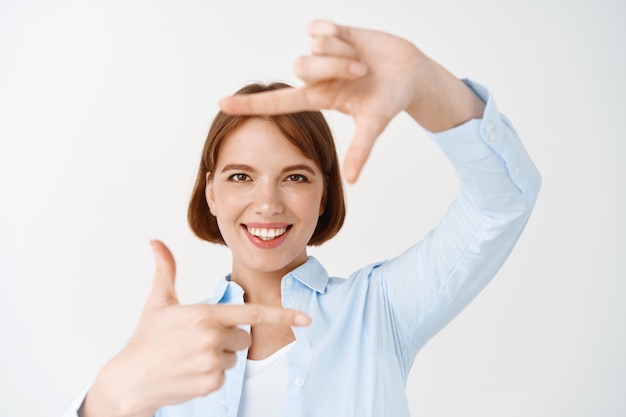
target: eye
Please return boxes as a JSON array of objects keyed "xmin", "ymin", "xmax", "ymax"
[
  {"xmin": 229, "ymin": 173, "xmax": 250, "ymax": 182},
  {"xmin": 286, "ymin": 174, "xmax": 308, "ymax": 183}
]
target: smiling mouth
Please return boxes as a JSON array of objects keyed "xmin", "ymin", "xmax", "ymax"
[{"xmin": 244, "ymin": 225, "xmax": 291, "ymax": 241}]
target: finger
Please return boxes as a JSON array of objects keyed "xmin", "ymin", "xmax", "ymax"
[
  {"xmin": 220, "ymin": 327, "xmax": 252, "ymax": 352},
  {"xmin": 203, "ymin": 304, "xmax": 312, "ymax": 327},
  {"xmin": 146, "ymin": 240, "xmax": 179, "ymax": 308},
  {"xmin": 343, "ymin": 114, "xmax": 391, "ymax": 183},
  {"xmin": 307, "ymin": 19, "xmax": 343, "ymax": 38},
  {"xmin": 220, "ymin": 88, "xmax": 314, "ymax": 115},
  {"xmin": 308, "ymin": 19, "xmax": 357, "ymax": 43},
  {"xmin": 294, "ymin": 56, "xmax": 367, "ymax": 84},
  {"xmin": 221, "ymin": 350, "xmax": 238, "ymax": 370},
  {"xmin": 195, "ymin": 350, "xmax": 239, "ymax": 374},
  {"xmin": 186, "ymin": 349, "xmax": 238, "ymax": 376},
  {"xmin": 311, "ymin": 36, "xmax": 358, "ymax": 59}
]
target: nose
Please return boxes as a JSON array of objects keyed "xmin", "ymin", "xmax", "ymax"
[{"xmin": 253, "ymin": 181, "xmax": 284, "ymax": 216}]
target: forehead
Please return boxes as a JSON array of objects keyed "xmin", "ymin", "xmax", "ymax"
[{"xmin": 216, "ymin": 118, "xmax": 320, "ymax": 169}]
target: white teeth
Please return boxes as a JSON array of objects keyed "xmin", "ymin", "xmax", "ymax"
[{"xmin": 246, "ymin": 226, "xmax": 288, "ymax": 240}]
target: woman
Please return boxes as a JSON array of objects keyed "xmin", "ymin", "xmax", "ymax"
[{"xmin": 69, "ymin": 20, "xmax": 541, "ymax": 417}]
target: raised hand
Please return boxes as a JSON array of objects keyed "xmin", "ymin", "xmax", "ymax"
[
  {"xmin": 219, "ymin": 19, "xmax": 484, "ymax": 183},
  {"xmin": 81, "ymin": 241, "xmax": 310, "ymax": 417}
]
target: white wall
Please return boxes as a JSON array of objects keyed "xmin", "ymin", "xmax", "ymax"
[{"xmin": 1, "ymin": 0, "xmax": 624, "ymax": 416}]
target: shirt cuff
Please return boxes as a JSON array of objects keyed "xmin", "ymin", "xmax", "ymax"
[{"xmin": 425, "ymin": 79, "xmax": 541, "ymax": 208}]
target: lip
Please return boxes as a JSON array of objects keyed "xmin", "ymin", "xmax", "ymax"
[{"xmin": 242, "ymin": 223, "xmax": 292, "ymax": 249}]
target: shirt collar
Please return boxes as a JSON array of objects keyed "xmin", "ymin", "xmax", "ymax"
[
  {"xmin": 205, "ymin": 274, "xmax": 244, "ymax": 305},
  {"xmin": 289, "ymin": 256, "xmax": 329, "ymax": 293},
  {"xmin": 206, "ymin": 256, "xmax": 330, "ymax": 304}
]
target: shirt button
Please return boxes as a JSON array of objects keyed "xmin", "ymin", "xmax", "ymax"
[
  {"xmin": 484, "ymin": 121, "xmax": 496, "ymax": 142},
  {"xmin": 513, "ymin": 166, "xmax": 520, "ymax": 177},
  {"xmin": 285, "ymin": 277, "xmax": 293, "ymax": 287},
  {"xmin": 294, "ymin": 377, "xmax": 304, "ymax": 387}
]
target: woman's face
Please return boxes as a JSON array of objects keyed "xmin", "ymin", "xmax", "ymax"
[{"xmin": 205, "ymin": 118, "xmax": 326, "ymax": 278}]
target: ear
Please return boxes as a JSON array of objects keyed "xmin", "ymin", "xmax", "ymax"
[
  {"xmin": 319, "ymin": 188, "xmax": 327, "ymax": 216},
  {"xmin": 205, "ymin": 172, "xmax": 217, "ymax": 216}
]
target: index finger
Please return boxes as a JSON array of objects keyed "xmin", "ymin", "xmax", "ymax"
[
  {"xmin": 205, "ymin": 303, "xmax": 312, "ymax": 327},
  {"xmin": 219, "ymin": 88, "xmax": 314, "ymax": 115}
]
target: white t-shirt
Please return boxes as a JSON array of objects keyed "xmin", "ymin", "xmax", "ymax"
[{"xmin": 237, "ymin": 341, "xmax": 295, "ymax": 417}]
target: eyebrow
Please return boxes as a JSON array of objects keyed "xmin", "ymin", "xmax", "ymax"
[
  {"xmin": 220, "ymin": 164, "xmax": 256, "ymax": 173},
  {"xmin": 220, "ymin": 163, "xmax": 317, "ymax": 175}
]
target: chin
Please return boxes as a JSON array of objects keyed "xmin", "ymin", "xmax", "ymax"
[{"xmin": 244, "ymin": 252, "xmax": 306, "ymax": 275}]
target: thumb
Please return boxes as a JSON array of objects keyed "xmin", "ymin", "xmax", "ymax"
[
  {"xmin": 343, "ymin": 114, "xmax": 390, "ymax": 183},
  {"xmin": 145, "ymin": 240, "xmax": 179, "ymax": 309}
]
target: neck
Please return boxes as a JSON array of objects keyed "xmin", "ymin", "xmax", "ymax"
[
  {"xmin": 230, "ymin": 259, "xmax": 306, "ymax": 305},
  {"xmin": 229, "ymin": 249, "xmax": 310, "ymax": 305},
  {"xmin": 237, "ymin": 272, "xmax": 283, "ymax": 305}
]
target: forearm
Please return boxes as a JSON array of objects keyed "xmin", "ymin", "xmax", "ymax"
[{"xmin": 383, "ymin": 80, "xmax": 541, "ymax": 357}]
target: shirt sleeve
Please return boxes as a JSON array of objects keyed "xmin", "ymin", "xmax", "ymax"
[{"xmin": 377, "ymin": 79, "xmax": 542, "ymax": 363}]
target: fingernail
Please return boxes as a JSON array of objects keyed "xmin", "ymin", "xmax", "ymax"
[
  {"xmin": 343, "ymin": 166, "xmax": 358, "ymax": 183},
  {"xmin": 294, "ymin": 314, "xmax": 312, "ymax": 326},
  {"xmin": 219, "ymin": 96, "xmax": 242, "ymax": 112},
  {"xmin": 350, "ymin": 62, "xmax": 367, "ymax": 76},
  {"xmin": 149, "ymin": 240, "xmax": 161, "ymax": 259}
]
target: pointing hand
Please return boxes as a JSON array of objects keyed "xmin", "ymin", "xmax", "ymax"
[{"xmin": 81, "ymin": 240, "xmax": 310, "ymax": 417}]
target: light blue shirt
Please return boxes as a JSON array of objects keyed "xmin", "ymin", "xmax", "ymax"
[{"xmin": 66, "ymin": 80, "xmax": 541, "ymax": 417}]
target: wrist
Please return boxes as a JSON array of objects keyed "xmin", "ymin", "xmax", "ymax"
[
  {"xmin": 81, "ymin": 353, "xmax": 154, "ymax": 417},
  {"xmin": 81, "ymin": 388, "xmax": 154, "ymax": 417},
  {"xmin": 405, "ymin": 57, "xmax": 485, "ymax": 132}
]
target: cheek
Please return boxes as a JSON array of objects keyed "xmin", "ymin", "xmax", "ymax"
[
  {"xmin": 212, "ymin": 190, "xmax": 246, "ymax": 221},
  {"xmin": 296, "ymin": 191, "xmax": 325, "ymax": 221}
]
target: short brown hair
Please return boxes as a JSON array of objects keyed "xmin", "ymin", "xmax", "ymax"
[{"xmin": 188, "ymin": 82, "xmax": 345, "ymax": 246}]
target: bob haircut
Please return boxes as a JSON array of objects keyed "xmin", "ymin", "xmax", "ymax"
[{"xmin": 188, "ymin": 82, "xmax": 346, "ymax": 246}]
